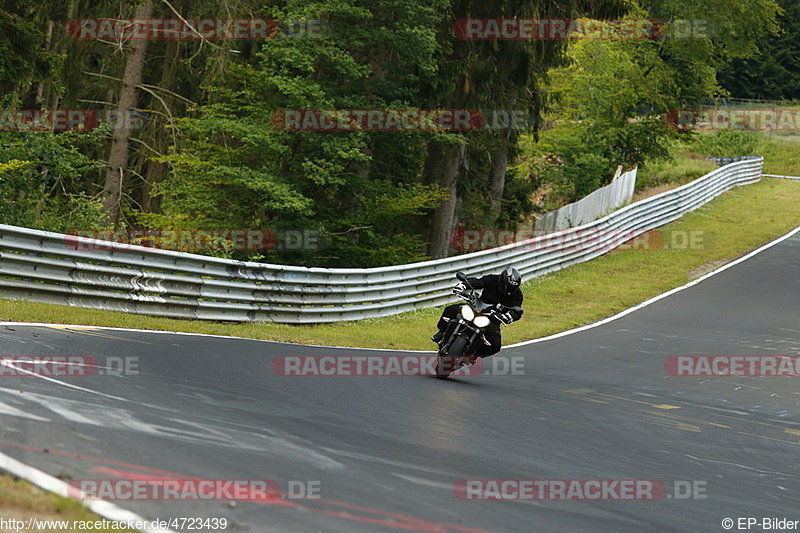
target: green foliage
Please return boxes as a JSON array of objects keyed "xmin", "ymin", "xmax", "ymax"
[
  {"xmin": 636, "ymin": 130, "xmax": 774, "ymax": 192},
  {"xmin": 494, "ymin": 169, "xmax": 539, "ymax": 228},
  {"xmin": 152, "ymin": 0, "xmax": 449, "ymax": 266},
  {"xmin": 639, "ymin": 0, "xmax": 781, "ymax": 100},
  {"xmin": 635, "ymin": 136, "xmax": 718, "ymax": 189},
  {"xmin": 0, "ymin": 10, "xmax": 54, "ymax": 106},
  {"xmin": 517, "ymin": 0, "xmax": 780, "ymax": 210},
  {"xmin": 0, "ymin": 131, "xmax": 103, "ymax": 231},
  {"xmin": 514, "ymin": 124, "xmax": 612, "ymax": 205},
  {"xmin": 719, "ymin": 0, "xmax": 800, "ymax": 99},
  {"xmin": 685, "ymin": 131, "xmax": 764, "ymax": 157},
  {"xmin": 0, "ymin": 0, "xmax": 788, "ymax": 267}
]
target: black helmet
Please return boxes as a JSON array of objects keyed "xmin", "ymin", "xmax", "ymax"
[{"xmin": 498, "ymin": 267, "xmax": 521, "ymax": 294}]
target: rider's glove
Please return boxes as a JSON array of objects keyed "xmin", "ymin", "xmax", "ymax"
[
  {"xmin": 499, "ymin": 311, "xmax": 514, "ymax": 324},
  {"xmin": 453, "ymin": 282, "xmax": 467, "ymax": 294}
]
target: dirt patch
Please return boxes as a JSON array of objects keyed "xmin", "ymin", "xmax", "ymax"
[
  {"xmin": 631, "ymin": 183, "xmax": 683, "ymax": 202},
  {"xmin": 688, "ymin": 258, "xmax": 730, "ymax": 280}
]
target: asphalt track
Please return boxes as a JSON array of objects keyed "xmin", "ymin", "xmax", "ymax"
[{"xmin": 1, "ymin": 229, "xmax": 800, "ymax": 533}]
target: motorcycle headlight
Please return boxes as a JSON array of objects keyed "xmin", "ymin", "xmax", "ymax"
[
  {"xmin": 460, "ymin": 305, "xmax": 475, "ymax": 321},
  {"xmin": 473, "ymin": 315, "xmax": 490, "ymax": 328}
]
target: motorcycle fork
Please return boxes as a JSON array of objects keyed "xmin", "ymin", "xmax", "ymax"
[
  {"xmin": 451, "ymin": 321, "xmax": 480, "ymax": 355},
  {"xmin": 440, "ymin": 319, "xmax": 461, "ymax": 350}
]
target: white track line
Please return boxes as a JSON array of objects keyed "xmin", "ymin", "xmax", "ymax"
[
  {"xmin": 2, "ymin": 225, "xmax": 800, "ymax": 353},
  {"xmin": 506, "ymin": 224, "xmax": 800, "ymax": 348},
  {"xmin": 0, "ymin": 451, "xmax": 175, "ymax": 533}
]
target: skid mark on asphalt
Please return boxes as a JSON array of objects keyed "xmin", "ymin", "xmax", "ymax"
[
  {"xmin": 563, "ymin": 389, "xmax": 679, "ymax": 410},
  {"xmin": 0, "ymin": 330, "xmax": 58, "ymax": 350},
  {"xmin": 0, "ymin": 388, "xmax": 349, "ymax": 461},
  {"xmin": 561, "ymin": 389, "xmax": 800, "ymax": 443},
  {"xmin": 683, "ymin": 453, "xmax": 799, "ymax": 478},
  {"xmin": 0, "ymin": 441, "xmax": 503, "ymax": 533},
  {"xmin": 639, "ymin": 410, "xmax": 731, "ymax": 429},
  {"xmin": 735, "ymin": 432, "xmax": 799, "ymax": 446},
  {"xmin": 0, "ymin": 400, "xmax": 50, "ymax": 421},
  {"xmin": 0, "ymin": 360, "xmax": 130, "ymax": 402},
  {"xmin": 43, "ymin": 326, "xmax": 155, "ymax": 345}
]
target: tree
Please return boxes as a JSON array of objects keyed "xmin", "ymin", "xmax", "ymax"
[
  {"xmin": 719, "ymin": 0, "xmax": 800, "ymax": 99},
  {"xmin": 0, "ymin": 6, "xmax": 55, "ymax": 106},
  {"xmin": 0, "ymin": 0, "xmax": 784, "ymax": 268},
  {"xmin": 516, "ymin": 0, "xmax": 780, "ymax": 205},
  {"xmin": 422, "ymin": 0, "xmax": 629, "ymax": 258},
  {"xmin": 102, "ymin": 1, "xmax": 155, "ymax": 224},
  {"xmin": 151, "ymin": 0, "xmax": 449, "ymax": 266}
]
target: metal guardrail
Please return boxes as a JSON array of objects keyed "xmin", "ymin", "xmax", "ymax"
[
  {"xmin": 0, "ymin": 158, "xmax": 763, "ymax": 323},
  {"xmin": 705, "ymin": 155, "xmax": 762, "ymax": 167},
  {"xmin": 534, "ymin": 167, "xmax": 637, "ymax": 233},
  {"xmin": 763, "ymin": 174, "xmax": 800, "ymax": 181}
]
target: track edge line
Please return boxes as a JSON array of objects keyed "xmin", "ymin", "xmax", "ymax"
[{"xmin": 0, "ymin": 450, "xmax": 177, "ymax": 533}]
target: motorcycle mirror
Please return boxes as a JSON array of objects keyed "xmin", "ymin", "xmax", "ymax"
[{"xmin": 456, "ymin": 272, "xmax": 467, "ymax": 282}]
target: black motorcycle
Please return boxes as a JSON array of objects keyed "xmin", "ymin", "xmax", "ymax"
[{"xmin": 434, "ymin": 272, "xmax": 511, "ymax": 378}]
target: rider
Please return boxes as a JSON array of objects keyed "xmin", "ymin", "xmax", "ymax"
[{"xmin": 431, "ymin": 267, "xmax": 524, "ymax": 357}]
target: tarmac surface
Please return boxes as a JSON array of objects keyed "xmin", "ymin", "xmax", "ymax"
[{"xmin": 1, "ymin": 230, "xmax": 799, "ymax": 532}]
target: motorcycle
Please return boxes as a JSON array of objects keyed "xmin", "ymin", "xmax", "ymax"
[{"xmin": 434, "ymin": 271, "xmax": 512, "ymax": 378}]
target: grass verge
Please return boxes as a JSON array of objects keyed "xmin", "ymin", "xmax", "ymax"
[
  {"xmin": 1, "ymin": 179, "xmax": 799, "ymax": 351},
  {"xmin": 637, "ymin": 131, "xmax": 800, "ymax": 191},
  {"xmin": 0, "ymin": 474, "xmax": 137, "ymax": 532},
  {"xmin": 759, "ymin": 134, "xmax": 800, "ymax": 175}
]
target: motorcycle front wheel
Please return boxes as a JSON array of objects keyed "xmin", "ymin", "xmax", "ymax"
[
  {"xmin": 435, "ymin": 336, "xmax": 470, "ymax": 378},
  {"xmin": 446, "ymin": 336, "xmax": 469, "ymax": 356}
]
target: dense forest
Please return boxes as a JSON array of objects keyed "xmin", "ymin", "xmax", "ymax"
[{"xmin": 0, "ymin": 0, "xmax": 790, "ymax": 267}]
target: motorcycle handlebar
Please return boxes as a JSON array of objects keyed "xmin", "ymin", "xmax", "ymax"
[{"xmin": 452, "ymin": 293, "xmax": 511, "ymax": 325}]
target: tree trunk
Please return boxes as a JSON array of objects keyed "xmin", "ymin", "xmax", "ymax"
[
  {"xmin": 426, "ymin": 142, "xmax": 465, "ymax": 258},
  {"xmin": 35, "ymin": 20, "xmax": 54, "ymax": 106},
  {"xmin": 422, "ymin": 27, "xmax": 470, "ymax": 259},
  {"xmin": 141, "ymin": 19, "xmax": 182, "ymax": 213},
  {"xmin": 102, "ymin": 0, "xmax": 154, "ymax": 225},
  {"xmin": 488, "ymin": 133, "xmax": 512, "ymax": 222}
]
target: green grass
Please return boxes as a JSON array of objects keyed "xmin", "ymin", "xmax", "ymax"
[
  {"xmin": 0, "ymin": 475, "xmax": 138, "ymax": 532},
  {"xmin": 638, "ymin": 131, "xmax": 800, "ymax": 190},
  {"xmin": 635, "ymin": 155, "xmax": 718, "ymax": 190},
  {"xmin": 2, "ymin": 178, "xmax": 800, "ymax": 351},
  {"xmin": 759, "ymin": 134, "xmax": 800, "ymax": 175}
]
